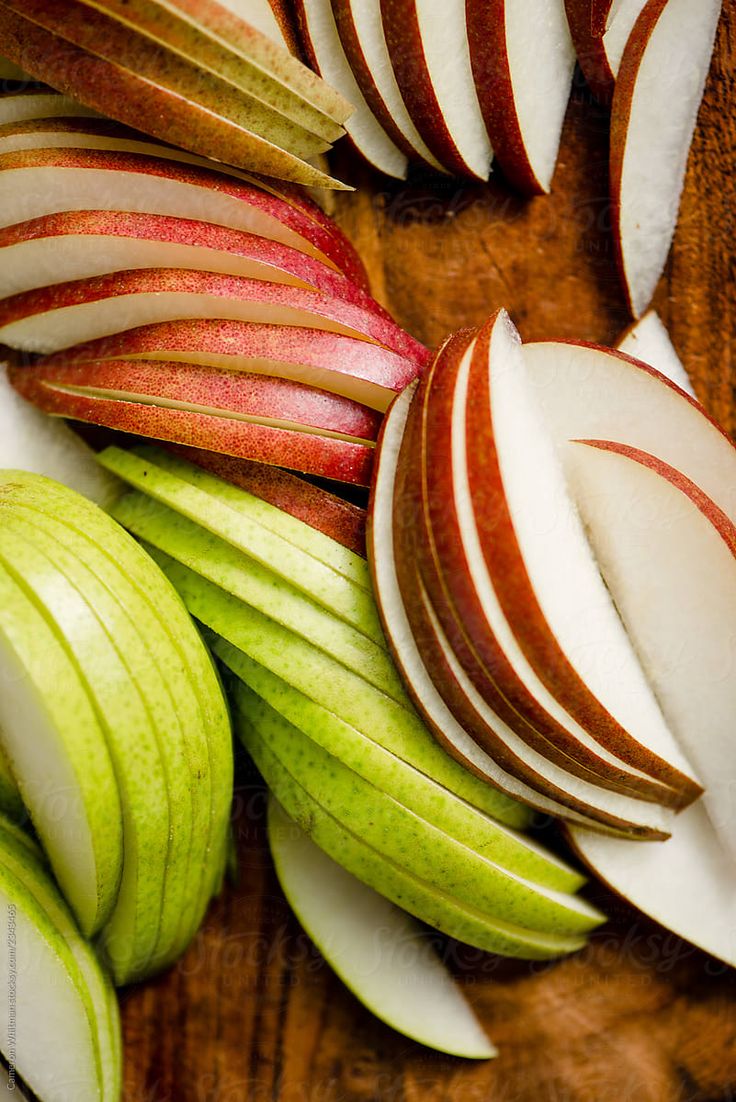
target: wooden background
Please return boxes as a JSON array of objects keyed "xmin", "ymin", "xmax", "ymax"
[{"xmin": 120, "ymin": 8, "xmax": 736, "ymax": 1101}]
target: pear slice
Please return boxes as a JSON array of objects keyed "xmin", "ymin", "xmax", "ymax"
[
  {"xmin": 100, "ymin": 447, "xmax": 382, "ymax": 638},
  {"xmin": 617, "ymin": 310, "xmax": 695, "ymax": 397},
  {"xmin": 0, "ymin": 476, "xmax": 233, "ymax": 969},
  {"xmin": 268, "ymin": 797, "xmax": 496, "ymax": 1059},
  {"xmin": 228, "ymin": 652, "xmax": 582, "ymax": 890},
  {"xmin": 237, "ymin": 683, "xmax": 603, "ymax": 936},
  {"xmin": 0, "ymin": 562, "xmax": 122, "ymax": 938},
  {"xmin": 0, "ymin": 819, "xmax": 120, "ymax": 1100},
  {"xmin": 0, "ymin": 90, "xmax": 99, "ymax": 126},
  {"xmin": 235, "ymin": 699, "xmax": 592, "ymax": 958},
  {"xmin": 151, "ymin": 548, "xmax": 527, "ymax": 823},
  {"xmin": 111, "ymin": 491, "xmax": 403, "ymax": 701},
  {"xmin": 0, "ymin": 860, "xmax": 102, "ymax": 1102}
]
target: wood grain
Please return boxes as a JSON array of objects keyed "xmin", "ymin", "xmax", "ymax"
[{"xmin": 121, "ymin": 8, "xmax": 736, "ymax": 1100}]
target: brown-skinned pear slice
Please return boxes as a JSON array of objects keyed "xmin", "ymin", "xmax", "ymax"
[{"xmin": 617, "ymin": 310, "xmax": 695, "ymax": 397}]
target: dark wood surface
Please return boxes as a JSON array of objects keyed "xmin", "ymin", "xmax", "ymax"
[{"xmin": 120, "ymin": 9, "xmax": 736, "ymax": 1101}]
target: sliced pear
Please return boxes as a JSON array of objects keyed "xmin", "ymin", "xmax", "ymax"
[
  {"xmin": 229, "ymin": 651, "xmax": 583, "ymax": 891},
  {"xmin": 235, "ymin": 699, "xmax": 591, "ymax": 959},
  {"xmin": 268, "ymin": 797, "xmax": 496, "ymax": 1059}
]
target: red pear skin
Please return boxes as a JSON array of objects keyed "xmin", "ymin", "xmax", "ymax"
[
  {"xmin": 10, "ymin": 358, "xmax": 381, "ymax": 440},
  {"xmin": 464, "ymin": 316, "xmax": 700, "ymax": 805},
  {"xmin": 166, "ymin": 446, "xmax": 367, "ymax": 555},
  {"xmin": 0, "ymin": 268, "xmax": 428, "ymax": 366},
  {"xmin": 564, "ymin": 0, "xmax": 616, "ymax": 104},
  {"xmin": 37, "ymin": 320, "xmax": 421, "ymax": 413},
  {"xmin": 0, "ymin": 146, "xmax": 370, "ymax": 289},
  {"xmin": 0, "ymin": 6, "xmax": 347, "ymax": 189}
]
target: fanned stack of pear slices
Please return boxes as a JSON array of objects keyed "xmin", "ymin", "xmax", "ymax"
[
  {"xmin": 0, "ymin": 0, "xmax": 353, "ymax": 187},
  {"xmin": 0, "ymin": 813, "xmax": 120, "ymax": 1102},
  {"xmin": 0, "ymin": 472, "xmax": 233, "ymax": 986},
  {"xmin": 100, "ymin": 443, "xmax": 604, "ymax": 971}
]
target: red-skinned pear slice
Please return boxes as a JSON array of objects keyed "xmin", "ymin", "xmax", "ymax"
[
  {"xmin": 468, "ymin": 0, "xmax": 575, "ymax": 194},
  {"xmin": 463, "ymin": 312, "xmax": 699, "ymax": 804},
  {"xmin": 0, "ymin": 148, "xmax": 368, "ymax": 286},
  {"xmin": 0, "ymin": 212, "xmax": 390, "ymax": 319},
  {"xmin": 567, "ymin": 440, "xmax": 736, "ymax": 861},
  {"xmin": 10, "ymin": 359, "xmax": 382, "ymax": 441},
  {"xmin": 331, "ymin": 0, "xmax": 445, "ymax": 171},
  {"xmin": 569, "ymin": 803, "xmax": 736, "ymax": 968},
  {"xmin": 610, "ymin": 0, "xmax": 721, "ymax": 316},
  {"xmin": 41, "ymin": 320, "xmax": 420, "ymax": 412},
  {"xmin": 11, "ymin": 366, "xmax": 375, "ymax": 486},
  {"xmin": 294, "ymin": 0, "xmax": 408, "ymax": 178},
  {"xmin": 268, "ymin": 797, "xmax": 496, "ymax": 1059},
  {"xmin": 169, "ymin": 447, "xmax": 367, "ymax": 554},
  {"xmin": 0, "ymin": 268, "xmax": 426, "ymax": 362},
  {"xmin": 617, "ymin": 310, "xmax": 695, "ymax": 397},
  {"xmin": 0, "ymin": 89, "xmax": 100, "ymax": 125},
  {"xmin": 521, "ymin": 340, "xmax": 736, "ymax": 519},
  {"xmin": 0, "ymin": 3, "xmax": 348, "ymax": 189},
  {"xmin": 564, "ymin": 0, "xmax": 648, "ymax": 103},
  {"xmin": 380, "ymin": 0, "xmax": 493, "ymax": 179},
  {"xmin": 368, "ymin": 377, "xmax": 672, "ymax": 837}
]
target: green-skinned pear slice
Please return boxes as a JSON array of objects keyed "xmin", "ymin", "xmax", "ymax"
[
  {"xmin": 0, "ymin": 475, "xmax": 232, "ymax": 972},
  {"xmin": 0, "ymin": 561, "xmax": 122, "ymax": 937},
  {"xmin": 234, "ymin": 686, "xmax": 603, "ymax": 936},
  {"xmin": 112, "ymin": 490, "xmax": 402, "ymax": 701},
  {"xmin": 236, "ymin": 705, "xmax": 588, "ymax": 959},
  {"xmin": 0, "ymin": 860, "xmax": 103, "ymax": 1102},
  {"xmin": 0, "ymin": 820, "xmax": 120, "ymax": 1100},
  {"xmin": 122, "ymin": 446, "xmax": 370, "ymax": 588},
  {"xmin": 149, "ymin": 548, "xmax": 529, "ymax": 825},
  {"xmin": 233, "ymin": 652, "xmax": 582, "ymax": 891},
  {"xmin": 100, "ymin": 446, "xmax": 383, "ymax": 639},
  {"xmin": 268, "ymin": 797, "xmax": 497, "ymax": 1059}
]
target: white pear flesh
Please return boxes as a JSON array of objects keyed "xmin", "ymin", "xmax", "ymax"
[
  {"xmin": 567, "ymin": 440, "xmax": 736, "ymax": 861},
  {"xmin": 481, "ymin": 314, "xmax": 695, "ymax": 796},
  {"xmin": 296, "ymin": 0, "xmax": 408, "ymax": 178},
  {"xmin": 0, "ymin": 366, "xmax": 120, "ymax": 508},
  {"xmin": 0, "ymin": 864, "xmax": 102, "ymax": 1102},
  {"xmin": 368, "ymin": 380, "xmax": 662, "ymax": 832},
  {"xmin": 602, "ymin": 0, "xmax": 647, "ymax": 78},
  {"xmin": 611, "ymin": 0, "xmax": 721, "ymax": 316},
  {"xmin": 0, "ymin": 92, "xmax": 99, "ymax": 125},
  {"xmin": 617, "ymin": 310, "xmax": 695, "ymax": 397},
  {"xmin": 571, "ymin": 802, "xmax": 736, "ymax": 968},
  {"xmin": 268, "ymin": 797, "xmax": 497, "ymax": 1059}
]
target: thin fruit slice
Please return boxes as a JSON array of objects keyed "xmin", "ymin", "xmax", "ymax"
[
  {"xmin": 239, "ymin": 707, "xmax": 588, "ymax": 958},
  {"xmin": 617, "ymin": 310, "xmax": 695, "ymax": 396},
  {"xmin": 0, "ymin": 820, "xmax": 121, "ymax": 1101},
  {"xmin": 463, "ymin": 311, "xmax": 698, "ymax": 801},
  {"xmin": 0, "ymin": 89, "xmax": 100, "ymax": 125},
  {"xmin": 268, "ymin": 796, "xmax": 496, "ymax": 1059},
  {"xmin": 294, "ymin": 0, "xmax": 408, "ymax": 178},
  {"xmin": 0, "ymin": 365, "xmax": 121, "ymax": 507},
  {"xmin": 468, "ymin": 0, "xmax": 575, "ymax": 193},
  {"xmin": 369, "ymin": 376, "xmax": 673, "ymax": 837},
  {"xmin": 0, "ymin": 147, "xmax": 367, "ymax": 284},
  {"xmin": 0, "ymin": 861, "xmax": 102, "ymax": 1102},
  {"xmin": 0, "ymin": 560, "xmax": 123, "ymax": 937},
  {"xmin": 566, "ymin": 439, "xmax": 736, "ymax": 861},
  {"xmin": 42, "ymin": 319, "xmax": 419, "ymax": 412},
  {"xmin": 380, "ymin": 0, "xmax": 493, "ymax": 179},
  {"xmin": 216, "ymin": 0, "xmax": 298, "ymax": 53},
  {"xmin": 570, "ymin": 803, "xmax": 736, "ymax": 967},
  {"xmin": 0, "ymin": 4, "xmax": 348, "ymax": 188},
  {"xmin": 565, "ymin": 0, "xmax": 648, "ymax": 103},
  {"xmin": 331, "ymin": 0, "xmax": 445, "ymax": 170},
  {"xmin": 109, "ymin": 489, "xmax": 403, "ymax": 698},
  {"xmin": 610, "ymin": 0, "xmax": 721, "ymax": 315},
  {"xmin": 100, "ymin": 446, "xmax": 382, "ymax": 634},
  {"xmin": 234, "ymin": 652, "xmax": 584, "ymax": 890}
]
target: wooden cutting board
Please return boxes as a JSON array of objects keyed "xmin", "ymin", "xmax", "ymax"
[{"xmin": 120, "ymin": 9, "xmax": 736, "ymax": 1101}]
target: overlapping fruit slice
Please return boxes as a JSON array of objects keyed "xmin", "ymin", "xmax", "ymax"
[{"xmin": 101, "ymin": 443, "xmax": 604, "ymax": 964}]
